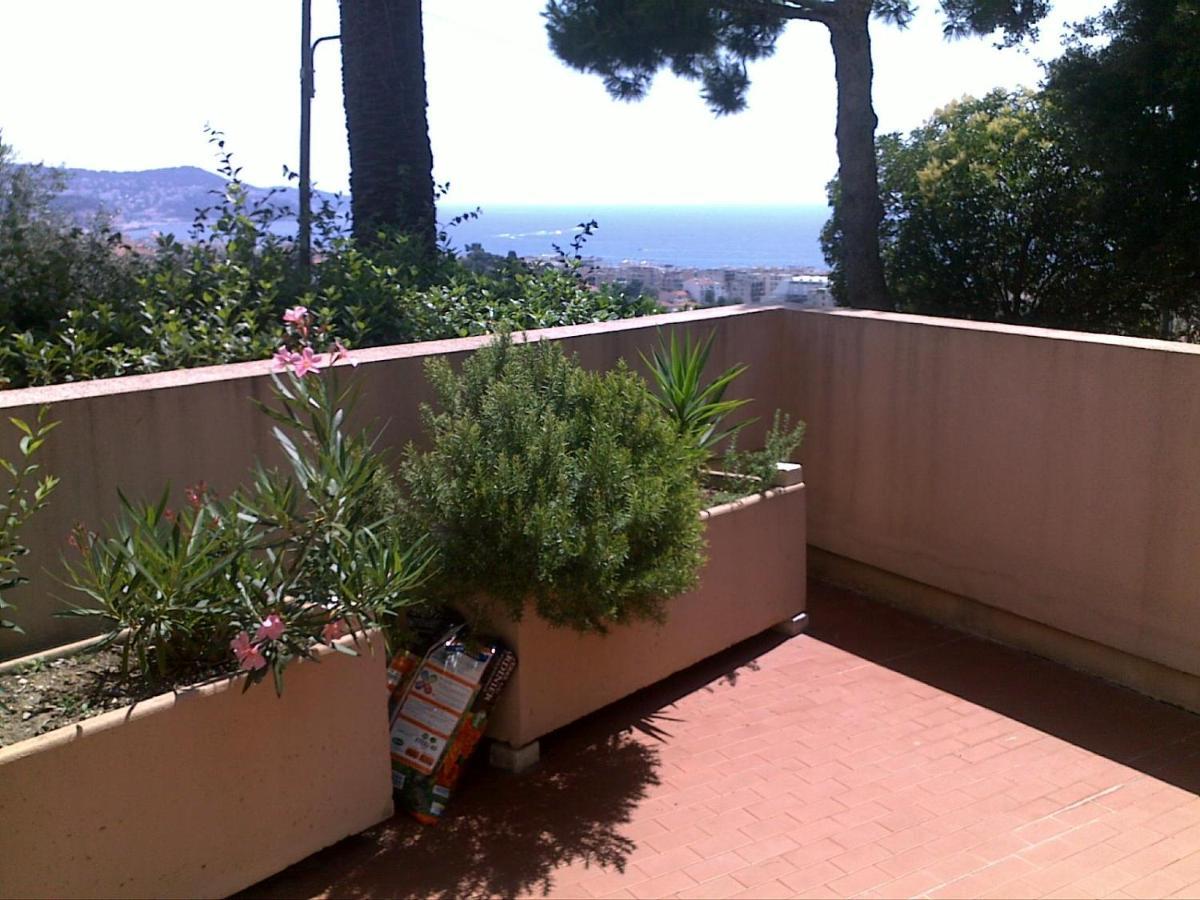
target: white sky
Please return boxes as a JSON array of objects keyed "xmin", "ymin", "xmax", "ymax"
[{"xmin": 0, "ymin": 0, "xmax": 1107, "ymax": 206}]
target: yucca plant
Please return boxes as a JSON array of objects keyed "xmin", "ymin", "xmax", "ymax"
[{"xmin": 641, "ymin": 329, "xmax": 752, "ymax": 458}]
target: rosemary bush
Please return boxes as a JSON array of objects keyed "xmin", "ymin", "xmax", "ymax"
[
  {"xmin": 721, "ymin": 410, "xmax": 807, "ymax": 494},
  {"xmin": 400, "ymin": 335, "xmax": 705, "ymax": 633}
]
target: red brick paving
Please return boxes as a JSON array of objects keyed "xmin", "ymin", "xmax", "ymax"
[{"xmin": 245, "ymin": 582, "xmax": 1200, "ymax": 899}]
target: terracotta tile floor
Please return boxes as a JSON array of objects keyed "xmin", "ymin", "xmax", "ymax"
[{"xmin": 247, "ymin": 582, "xmax": 1200, "ymax": 899}]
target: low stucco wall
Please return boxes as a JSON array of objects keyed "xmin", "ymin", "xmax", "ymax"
[
  {"xmin": 485, "ymin": 483, "xmax": 807, "ymax": 748},
  {"xmin": 0, "ymin": 306, "xmax": 793, "ymax": 659},
  {"xmin": 784, "ymin": 310, "xmax": 1200, "ymax": 685},
  {"xmin": 0, "ymin": 631, "xmax": 392, "ymax": 899},
  {"xmin": 5, "ymin": 304, "xmax": 1200, "ymax": 703}
]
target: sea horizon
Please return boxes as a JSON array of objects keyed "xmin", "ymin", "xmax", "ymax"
[
  {"xmin": 118, "ymin": 202, "xmax": 833, "ymax": 271},
  {"xmin": 440, "ymin": 203, "xmax": 831, "ymax": 270}
]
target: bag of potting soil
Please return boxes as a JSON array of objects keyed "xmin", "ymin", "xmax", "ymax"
[{"xmin": 387, "ymin": 628, "xmax": 517, "ymax": 824}]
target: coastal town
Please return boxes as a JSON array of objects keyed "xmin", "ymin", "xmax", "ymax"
[{"xmin": 580, "ymin": 259, "xmax": 836, "ymax": 309}]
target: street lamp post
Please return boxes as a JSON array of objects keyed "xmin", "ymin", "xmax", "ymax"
[{"xmin": 298, "ymin": 0, "xmax": 339, "ymax": 286}]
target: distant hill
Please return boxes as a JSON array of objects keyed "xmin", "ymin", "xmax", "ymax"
[{"xmin": 47, "ymin": 165, "xmax": 343, "ymax": 239}]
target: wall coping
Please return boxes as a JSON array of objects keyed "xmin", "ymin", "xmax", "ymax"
[
  {"xmin": 799, "ymin": 308, "xmax": 1200, "ymax": 356},
  {"xmin": 3, "ymin": 304, "xmax": 1196, "ymax": 409},
  {"xmin": 0, "ymin": 305, "xmax": 786, "ymax": 409}
]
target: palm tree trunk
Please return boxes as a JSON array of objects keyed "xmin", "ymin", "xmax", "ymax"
[
  {"xmin": 339, "ymin": 0, "xmax": 437, "ymax": 256},
  {"xmin": 827, "ymin": 5, "xmax": 890, "ymax": 310}
]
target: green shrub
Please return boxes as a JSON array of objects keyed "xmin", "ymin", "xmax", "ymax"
[
  {"xmin": 315, "ymin": 234, "xmax": 659, "ymax": 348},
  {"xmin": 638, "ymin": 329, "xmax": 807, "ymax": 497},
  {"xmin": 0, "ymin": 133, "xmax": 661, "ymax": 388},
  {"xmin": 721, "ymin": 410, "xmax": 806, "ymax": 494},
  {"xmin": 0, "ymin": 408, "xmax": 59, "ymax": 632},
  {"xmin": 399, "ymin": 334, "xmax": 705, "ymax": 633}
]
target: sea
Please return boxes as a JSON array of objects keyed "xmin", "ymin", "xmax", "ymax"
[
  {"xmin": 439, "ymin": 204, "xmax": 830, "ymax": 269},
  {"xmin": 124, "ymin": 204, "xmax": 832, "ymax": 270}
]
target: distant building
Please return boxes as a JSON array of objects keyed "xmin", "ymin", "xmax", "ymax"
[
  {"xmin": 770, "ymin": 274, "xmax": 834, "ymax": 307},
  {"xmin": 658, "ymin": 290, "xmax": 694, "ymax": 311},
  {"xmin": 683, "ymin": 276, "xmax": 727, "ymax": 305},
  {"xmin": 721, "ymin": 270, "xmax": 768, "ymax": 304},
  {"xmin": 568, "ymin": 257, "xmax": 833, "ymax": 309}
]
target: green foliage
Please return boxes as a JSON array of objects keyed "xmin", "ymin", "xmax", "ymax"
[
  {"xmin": 544, "ymin": 1, "xmax": 1046, "ymax": 116},
  {"xmin": 544, "ymin": 2, "xmax": 785, "ymax": 115},
  {"xmin": 0, "ymin": 135, "xmax": 142, "ymax": 343},
  {"xmin": 400, "ymin": 334, "xmax": 705, "ymax": 633},
  {"xmin": 720, "ymin": 410, "xmax": 806, "ymax": 495},
  {"xmin": 0, "ymin": 131, "xmax": 661, "ymax": 389},
  {"xmin": 640, "ymin": 329, "xmax": 750, "ymax": 458},
  {"xmin": 316, "ymin": 234, "xmax": 659, "ymax": 349},
  {"xmin": 1045, "ymin": 0, "xmax": 1200, "ymax": 334},
  {"xmin": 0, "ymin": 408, "xmax": 59, "ymax": 632},
  {"xmin": 60, "ymin": 372, "xmax": 431, "ymax": 691},
  {"xmin": 543, "ymin": 1, "xmax": 1051, "ymax": 312},
  {"xmin": 822, "ymin": 89, "xmax": 1160, "ymax": 333},
  {"xmin": 0, "ymin": 130, "xmax": 294, "ymax": 386}
]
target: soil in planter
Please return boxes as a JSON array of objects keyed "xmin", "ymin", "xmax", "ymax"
[
  {"xmin": 701, "ymin": 476, "xmax": 764, "ymax": 509},
  {"xmin": 702, "ymin": 486, "xmax": 755, "ymax": 507},
  {"xmin": 0, "ymin": 649, "xmax": 234, "ymax": 748}
]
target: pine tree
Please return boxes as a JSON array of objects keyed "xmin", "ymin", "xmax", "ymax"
[{"xmin": 544, "ymin": 0, "xmax": 1048, "ymax": 310}]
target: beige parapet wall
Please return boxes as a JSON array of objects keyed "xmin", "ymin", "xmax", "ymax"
[
  {"xmin": 0, "ymin": 306, "xmax": 792, "ymax": 658},
  {"xmin": 5, "ymin": 305, "xmax": 1200, "ymax": 703},
  {"xmin": 784, "ymin": 309, "xmax": 1200, "ymax": 688}
]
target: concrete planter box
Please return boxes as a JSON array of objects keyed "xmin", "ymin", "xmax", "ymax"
[
  {"xmin": 486, "ymin": 478, "xmax": 806, "ymax": 753},
  {"xmin": 0, "ymin": 631, "xmax": 393, "ymax": 899}
]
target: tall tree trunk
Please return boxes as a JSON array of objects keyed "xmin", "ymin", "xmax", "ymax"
[
  {"xmin": 827, "ymin": 6, "xmax": 890, "ymax": 310},
  {"xmin": 339, "ymin": 0, "xmax": 437, "ymax": 256}
]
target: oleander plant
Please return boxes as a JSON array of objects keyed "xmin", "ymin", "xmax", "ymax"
[{"xmin": 59, "ymin": 308, "xmax": 432, "ymax": 692}]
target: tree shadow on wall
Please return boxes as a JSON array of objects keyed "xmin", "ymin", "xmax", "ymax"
[{"xmin": 244, "ymin": 726, "xmax": 660, "ymax": 899}]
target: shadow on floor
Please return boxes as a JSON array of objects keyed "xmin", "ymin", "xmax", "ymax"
[
  {"xmin": 806, "ymin": 581, "xmax": 1200, "ymax": 795},
  {"xmin": 246, "ymin": 729, "xmax": 656, "ymax": 899},
  {"xmin": 244, "ymin": 632, "xmax": 795, "ymax": 899},
  {"xmin": 610, "ymin": 629, "xmax": 790, "ymax": 744},
  {"xmin": 249, "ymin": 581, "xmax": 1200, "ymax": 898}
]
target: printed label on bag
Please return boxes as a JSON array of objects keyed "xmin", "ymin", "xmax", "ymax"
[
  {"xmin": 390, "ymin": 716, "xmax": 448, "ymax": 775},
  {"xmin": 412, "ymin": 663, "xmax": 476, "ymax": 714}
]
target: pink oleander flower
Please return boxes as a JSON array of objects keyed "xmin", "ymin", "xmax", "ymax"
[
  {"xmin": 254, "ymin": 613, "xmax": 286, "ymax": 642},
  {"xmin": 321, "ymin": 619, "xmax": 348, "ymax": 643},
  {"xmin": 240, "ymin": 647, "xmax": 267, "ymax": 672},
  {"xmin": 282, "ymin": 305, "xmax": 309, "ymax": 326},
  {"xmin": 231, "ymin": 631, "xmax": 268, "ymax": 671},
  {"xmin": 272, "ymin": 345, "xmax": 297, "ymax": 372},
  {"xmin": 185, "ymin": 481, "xmax": 208, "ymax": 510},
  {"xmin": 291, "ymin": 346, "xmax": 324, "ymax": 377},
  {"xmin": 331, "ymin": 340, "xmax": 358, "ymax": 367}
]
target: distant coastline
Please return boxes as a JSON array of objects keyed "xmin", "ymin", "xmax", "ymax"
[{"xmin": 48, "ymin": 166, "xmax": 831, "ymax": 270}]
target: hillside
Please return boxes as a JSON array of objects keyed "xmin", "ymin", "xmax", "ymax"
[{"xmin": 49, "ymin": 165, "xmax": 342, "ymax": 238}]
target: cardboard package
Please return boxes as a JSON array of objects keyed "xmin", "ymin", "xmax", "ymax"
[{"xmin": 387, "ymin": 630, "xmax": 517, "ymax": 823}]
